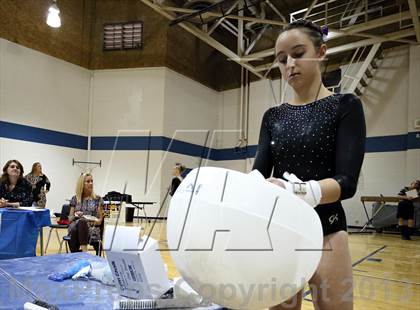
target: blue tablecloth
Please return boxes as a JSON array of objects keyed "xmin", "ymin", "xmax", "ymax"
[
  {"xmin": 0, "ymin": 209, "xmax": 51, "ymax": 259},
  {"xmin": 0, "ymin": 253, "xmax": 225, "ymax": 310},
  {"xmin": 0, "ymin": 253, "xmax": 118, "ymax": 310}
]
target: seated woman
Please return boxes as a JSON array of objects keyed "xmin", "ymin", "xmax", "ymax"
[
  {"xmin": 0, "ymin": 160, "xmax": 33, "ymax": 208},
  {"xmin": 68, "ymin": 173, "xmax": 104, "ymax": 254},
  {"xmin": 397, "ymin": 180, "xmax": 420, "ymax": 240}
]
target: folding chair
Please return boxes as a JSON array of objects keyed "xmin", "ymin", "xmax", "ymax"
[
  {"xmin": 59, "ymin": 235, "xmax": 71, "ymax": 254},
  {"xmin": 44, "ymin": 204, "xmax": 71, "ymax": 254},
  {"xmin": 89, "ymin": 220, "xmax": 105, "ymax": 257},
  {"xmin": 60, "ymin": 219, "xmax": 104, "ymax": 257}
]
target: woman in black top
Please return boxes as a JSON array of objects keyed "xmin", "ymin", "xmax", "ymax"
[
  {"xmin": 253, "ymin": 20, "xmax": 366, "ymax": 310},
  {"xmin": 0, "ymin": 160, "xmax": 33, "ymax": 208},
  {"xmin": 25, "ymin": 162, "xmax": 51, "ymax": 208},
  {"xmin": 396, "ymin": 180, "xmax": 419, "ymax": 240},
  {"xmin": 169, "ymin": 163, "xmax": 186, "ymax": 196}
]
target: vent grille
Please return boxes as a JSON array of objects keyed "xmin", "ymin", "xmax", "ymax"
[{"xmin": 103, "ymin": 22, "xmax": 143, "ymax": 51}]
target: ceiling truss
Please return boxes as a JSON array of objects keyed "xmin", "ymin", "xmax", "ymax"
[{"xmin": 140, "ymin": 0, "xmax": 420, "ymax": 79}]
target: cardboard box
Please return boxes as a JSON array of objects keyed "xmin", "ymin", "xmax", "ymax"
[{"xmin": 104, "ymin": 225, "xmax": 171, "ymax": 299}]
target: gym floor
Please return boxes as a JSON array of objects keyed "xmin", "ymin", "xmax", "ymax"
[{"xmin": 39, "ymin": 220, "xmax": 420, "ymax": 310}]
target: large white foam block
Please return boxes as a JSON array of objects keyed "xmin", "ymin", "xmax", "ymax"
[{"xmin": 167, "ymin": 167, "xmax": 323, "ymax": 309}]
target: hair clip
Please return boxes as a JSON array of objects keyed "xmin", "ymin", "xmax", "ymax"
[{"xmin": 321, "ymin": 25, "xmax": 329, "ymax": 41}]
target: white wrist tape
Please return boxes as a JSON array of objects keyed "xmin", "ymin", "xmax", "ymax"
[{"xmin": 283, "ymin": 172, "xmax": 322, "ymax": 207}]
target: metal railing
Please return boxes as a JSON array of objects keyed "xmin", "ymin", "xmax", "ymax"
[{"xmin": 290, "ymin": 0, "xmax": 402, "ymax": 30}]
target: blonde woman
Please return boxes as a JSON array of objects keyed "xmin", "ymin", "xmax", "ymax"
[{"xmin": 68, "ymin": 173, "xmax": 104, "ymax": 253}]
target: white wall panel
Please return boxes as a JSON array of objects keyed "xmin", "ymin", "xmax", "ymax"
[
  {"xmin": 91, "ymin": 68, "xmax": 166, "ymax": 136},
  {"xmin": 163, "ymin": 69, "xmax": 221, "ymax": 145},
  {"xmin": 0, "ymin": 38, "xmax": 90, "ymax": 135}
]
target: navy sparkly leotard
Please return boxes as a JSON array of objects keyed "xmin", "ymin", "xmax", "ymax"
[{"xmin": 253, "ymin": 93, "xmax": 366, "ymax": 235}]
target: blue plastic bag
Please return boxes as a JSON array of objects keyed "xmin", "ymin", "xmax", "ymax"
[{"xmin": 48, "ymin": 259, "xmax": 91, "ymax": 282}]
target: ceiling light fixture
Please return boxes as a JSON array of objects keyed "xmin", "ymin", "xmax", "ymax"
[{"xmin": 46, "ymin": 0, "xmax": 61, "ymax": 28}]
